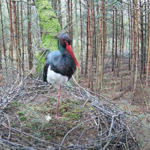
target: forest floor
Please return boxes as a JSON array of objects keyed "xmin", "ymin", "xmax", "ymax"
[{"xmin": 0, "ymin": 60, "xmax": 150, "ymax": 149}]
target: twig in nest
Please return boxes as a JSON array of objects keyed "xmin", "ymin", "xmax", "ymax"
[
  {"xmin": 60, "ymin": 117, "xmax": 96, "ymax": 146},
  {"xmin": 1, "ymin": 122, "xmax": 61, "ymax": 148}
]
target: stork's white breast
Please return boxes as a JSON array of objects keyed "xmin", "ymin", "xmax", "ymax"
[{"xmin": 47, "ymin": 66, "xmax": 68, "ymax": 85}]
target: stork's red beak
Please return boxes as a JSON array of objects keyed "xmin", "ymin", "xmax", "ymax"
[{"xmin": 66, "ymin": 43, "xmax": 80, "ymax": 70}]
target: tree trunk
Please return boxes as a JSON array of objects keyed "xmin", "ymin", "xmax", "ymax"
[
  {"xmin": 12, "ymin": 1, "xmax": 19, "ymax": 71},
  {"xmin": 58, "ymin": 0, "xmax": 62, "ymax": 28},
  {"xmin": 85, "ymin": 0, "xmax": 89, "ymax": 75},
  {"xmin": 16, "ymin": 2, "xmax": 21, "ymax": 75},
  {"xmin": 27, "ymin": 0, "xmax": 33, "ymax": 70},
  {"xmin": 121, "ymin": 4, "xmax": 124, "ymax": 64},
  {"xmin": 35, "ymin": 0, "xmax": 61, "ymax": 74},
  {"xmin": 128, "ymin": 1, "xmax": 131, "ymax": 71},
  {"xmin": 21, "ymin": 2, "xmax": 24, "ymax": 73},
  {"xmin": 98, "ymin": 1, "xmax": 104, "ymax": 90},
  {"xmin": 75, "ymin": 0, "xmax": 79, "ymax": 83},
  {"xmin": 68, "ymin": 0, "xmax": 71, "ymax": 37},
  {"xmin": 0, "ymin": 1, "xmax": 7, "ymax": 72},
  {"xmin": 102, "ymin": 0, "xmax": 106, "ymax": 87},
  {"xmin": 112, "ymin": 8, "xmax": 115, "ymax": 71},
  {"xmin": 80, "ymin": 0, "xmax": 83, "ymax": 74},
  {"xmin": 133, "ymin": 0, "xmax": 139, "ymax": 93},
  {"xmin": 140, "ymin": 0, "xmax": 144, "ymax": 77},
  {"xmin": 144, "ymin": 2, "xmax": 147, "ymax": 74},
  {"xmin": 96, "ymin": 1, "xmax": 100, "ymax": 92},
  {"xmin": 7, "ymin": 0, "xmax": 13, "ymax": 63},
  {"xmin": 131, "ymin": 0, "xmax": 136, "ymax": 90},
  {"xmin": 114, "ymin": 8, "xmax": 118, "ymax": 76},
  {"xmin": 146, "ymin": 0, "xmax": 150, "ymax": 87},
  {"xmin": 87, "ymin": 0, "xmax": 92, "ymax": 89}
]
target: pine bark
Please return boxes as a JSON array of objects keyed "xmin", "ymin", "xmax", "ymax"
[
  {"xmin": 131, "ymin": 0, "xmax": 136, "ymax": 90},
  {"xmin": 114, "ymin": 8, "xmax": 118, "ymax": 76},
  {"xmin": 8, "ymin": 0, "xmax": 13, "ymax": 62},
  {"xmin": 98, "ymin": 1, "xmax": 104, "ymax": 90},
  {"xmin": 146, "ymin": 0, "xmax": 150, "ymax": 87},
  {"xmin": 21, "ymin": 3, "xmax": 24, "ymax": 72},
  {"xmin": 80, "ymin": 0, "xmax": 83, "ymax": 74},
  {"xmin": 0, "ymin": 1, "xmax": 7, "ymax": 71},
  {"xmin": 112, "ymin": 8, "xmax": 115, "ymax": 71},
  {"xmin": 12, "ymin": 1, "xmax": 19, "ymax": 70},
  {"xmin": 75, "ymin": 0, "xmax": 79, "ymax": 83},
  {"xmin": 87, "ymin": 0, "xmax": 92, "ymax": 89},
  {"xmin": 27, "ymin": 0, "xmax": 33, "ymax": 70},
  {"xmin": 140, "ymin": 0, "xmax": 144, "ymax": 76},
  {"xmin": 133, "ymin": 0, "xmax": 139, "ymax": 92}
]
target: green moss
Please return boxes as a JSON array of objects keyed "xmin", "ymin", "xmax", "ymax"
[
  {"xmin": 20, "ymin": 116, "xmax": 27, "ymax": 121},
  {"xmin": 35, "ymin": 0, "xmax": 61, "ymax": 76},
  {"xmin": 63, "ymin": 112, "xmax": 79, "ymax": 120},
  {"xmin": 9, "ymin": 101, "xmax": 19, "ymax": 111},
  {"xmin": 18, "ymin": 111, "xmax": 25, "ymax": 116},
  {"xmin": 29, "ymin": 119, "xmax": 42, "ymax": 130},
  {"xmin": 63, "ymin": 112, "xmax": 71, "ymax": 117},
  {"xmin": 29, "ymin": 105, "xmax": 50, "ymax": 113},
  {"xmin": 73, "ymin": 101, "xmax": 80, "ymax": 105},
  {"xmin": 72, "ymin": 107, "xmax": 82, "ymax": 113},
  {"xmin": 70, "ymin": 114, "xmax": 79, "ymax": 120},
  {"xmin": 11, "ymin": 101, "xmax": 19, "ymax": 107}
]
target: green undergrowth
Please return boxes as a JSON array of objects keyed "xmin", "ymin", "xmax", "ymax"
[{"xmin": 5, "ymin": 97, "xmax": 95, "ymax": 143}]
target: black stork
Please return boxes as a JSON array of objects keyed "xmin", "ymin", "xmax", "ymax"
[{"xmin": 43, "ymin": 33, "xmax": 80, "ymax": 119}]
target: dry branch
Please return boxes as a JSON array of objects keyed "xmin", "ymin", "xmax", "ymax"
[{"xmin": 0, "ymin": 76, "xmax": 147, "ymax": 149}]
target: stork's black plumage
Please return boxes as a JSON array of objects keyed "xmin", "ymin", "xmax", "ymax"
[{"xmin": 43, "ymin": 33, "xmax": 80, "ymax": 119}]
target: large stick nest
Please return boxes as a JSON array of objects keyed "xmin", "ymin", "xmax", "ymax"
[{"xmin": 0, "ymin": 76, "xmax": 148, "ymax": 150}]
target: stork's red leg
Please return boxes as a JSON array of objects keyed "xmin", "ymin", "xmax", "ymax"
[{"xmin": 55, "ymin": 85, "xmax": 64, "ymax": 119}]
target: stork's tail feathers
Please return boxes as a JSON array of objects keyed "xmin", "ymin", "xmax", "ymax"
[{"xmin": 43, "ymin": 64, "xmax": 49, "ymax": 82}]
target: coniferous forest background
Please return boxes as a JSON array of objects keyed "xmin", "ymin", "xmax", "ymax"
[{"xmin": 0, "ymin": 0, "xmax": 150, "ymax": 149}]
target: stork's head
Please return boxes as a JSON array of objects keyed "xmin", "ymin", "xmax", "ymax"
[
  {"xmin": 58, "ymin": 33, "xmax": 80, "ymax": 70},
  {"xmin": 59, "ymin": 33, "xmax": 71, "ymax": 48}
]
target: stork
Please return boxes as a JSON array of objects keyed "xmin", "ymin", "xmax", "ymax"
[{"xmin": 43, "ymin": 33, "xmax": 80, "ymax": 119}]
